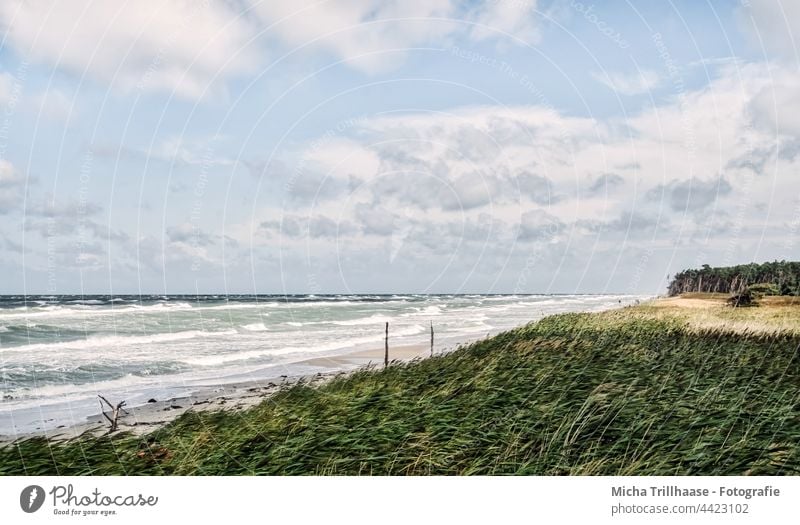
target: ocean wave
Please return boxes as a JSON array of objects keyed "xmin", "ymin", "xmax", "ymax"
[
  {"xmin": 482, "ymin": 295, "xmax": 522, "ymax": 301},
  {"xmin": 241, "ymin": 323, "xmax": 269, "ymax": 332},
  {"xmin": 1, "ymin": 360, "xmax": 195, "ymax": 405},
  {"xmin": 1, "ymin": 329, "xmax": 240, "ymax": 353},
  {"xmin": 274, "ymin": 300, "xmax": 360, "ymax": 308},
  {"xmin": 0, "ymin": 360, "xmax": 187, "ymax": 388},
  {"xmin": 0, "ymin": 301, "xmax": 194, "ymax": 320},
  {"xmin": 400, "ymin": 305, "xmax": 443, "ymax": 317},
  {"xmin": 129, "ymin": 302, "xmax": 193, "ymax": 311},
  {"xmin": 188, "ymin": 302, "xmax": 279, "ymax": 311},
  {"xmin": 331, "ymin": 314, "xmax": 392, "ymax": 326},
  {"xmin": 0, "ymin": 373, "xmax": 163, "ymax": 407}
]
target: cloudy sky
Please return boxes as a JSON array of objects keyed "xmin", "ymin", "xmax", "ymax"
[{"xmin": 0, "ymin": 0, "xmax": 798, "ymax": 294}]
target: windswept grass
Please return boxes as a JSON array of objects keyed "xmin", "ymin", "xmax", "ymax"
[{"xmin": 2, "ymin": 295, "xmax": 799, "ymax": 475}]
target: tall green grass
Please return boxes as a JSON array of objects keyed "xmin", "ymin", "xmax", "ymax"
[{"xmin": 2, "ymin": 306, "xmax": 799, "ymax": 475}]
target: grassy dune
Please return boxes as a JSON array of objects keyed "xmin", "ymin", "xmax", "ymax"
[{"xmin": 2, "ymin": 295, "xmax": 799, "ymax": 475}]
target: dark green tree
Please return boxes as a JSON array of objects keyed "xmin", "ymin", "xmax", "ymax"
[{"xmin": 667, "ymin": 260, "xmax": 800, "ymax": 296}]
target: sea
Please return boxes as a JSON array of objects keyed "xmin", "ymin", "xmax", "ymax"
[{"xmin": 0, "ymin": 293, "xmax": 645, "ymax": 435}]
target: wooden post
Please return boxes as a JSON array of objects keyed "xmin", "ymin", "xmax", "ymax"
[
  {"xmin": 430, "ymin": 321, "xmax": 434, "ymax": 357},
  {"xmin": 384, "ymin": 321, "xmax": 389, "ymax": 368}
]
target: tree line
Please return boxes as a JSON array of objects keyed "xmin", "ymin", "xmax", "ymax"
[{"xmin": 667, "ymin": 261, "xmax": 800, "ymax": 296}]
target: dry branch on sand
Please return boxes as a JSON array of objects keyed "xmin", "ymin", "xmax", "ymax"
[{"xmin": 98, "ymin": 395, "xmax": 127, "ymax": 433}]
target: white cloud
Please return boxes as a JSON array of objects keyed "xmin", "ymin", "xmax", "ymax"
[
  {"xmin": 249, "ymin": 0, "xmax": 543, "ymax": 73},
  {"xmin": 0, "ymin": 1, "xmax": 548, "ymax": 93},
  {"xmin": 249, "ymin": 0, "xmax": 458, "ymax": 73},
  {"xmin": 0, "ymin": 0, "xmax": 258, "ymax": 100},
  {"xmin": 739, "ymin": 0, "xmax": 800, "ymax": 59},
  {"xmin": 247, "ymin": 61, "xmax": 800, "ymax": 260},
  {"xmin": 748, "ymin": 71, "xmax": 800, "ymax": 137},
  {"xmin": 469, "ymin": 0, "xmax": 541, "ymax": 44},
  {"xmin": 592, "ymin": 69, "xmax": 661, "ymax": 96}
]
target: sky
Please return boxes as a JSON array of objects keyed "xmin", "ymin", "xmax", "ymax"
[{"xmin": 0, "ymin": 0, "xmax": 798, "ymax": 295}]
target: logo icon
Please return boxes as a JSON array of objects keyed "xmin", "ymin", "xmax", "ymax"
[{"xmin": 20, "ymin": 485, "xmax": 45, "ymax": 513}]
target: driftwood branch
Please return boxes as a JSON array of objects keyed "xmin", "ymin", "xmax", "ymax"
[{"xmin": 98, "ymin": 395, "xmax": 127, "ymax": 432}]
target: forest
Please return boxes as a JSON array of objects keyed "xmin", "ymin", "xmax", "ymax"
[{"xmin": 667, "ymin": 261, "xmax": 800, "ymax": 296}]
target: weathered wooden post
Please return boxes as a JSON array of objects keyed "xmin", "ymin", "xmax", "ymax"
[
  {"xmin": 430, "ymin": 321, "xmax": 434, "ymax": 357},
  {"xmin": 384, "ymin": 321, "xmax": 389, "ymax": 368}
]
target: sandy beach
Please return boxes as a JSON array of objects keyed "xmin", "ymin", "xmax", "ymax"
[{"xmin": 0, "ymin": 343, "xmax": 431, "ymax": 444}]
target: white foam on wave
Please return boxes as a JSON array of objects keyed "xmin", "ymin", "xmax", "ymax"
[
  {"xmin": 189, "ymin": 302, "xmax": 277, "ymax": 311},
  {"xmin": 129, "ymin": 302, "xmax": 193, "ymax": 311},
  {"xmin": 241, "ymin": 323, "xmax": 268, "ymax": 332},
  {"xmin": 420, "ymin": 305, "xmax": 444, "ymax": 315},
  {"xmin": 1, "ymin": 329, "xmax": 240, "ymax": 354},
  {"xmin": 483, "ymin": 295, "xmax": 522, "ymax": 302},
  {"xmin": 400, "ymin": 305, "xmax": 443, "ymax": 317},
  {"xmin": 278, "ymin": 300, "xmax": 360, "ymax": 308},
  {"xmin": 1, "ymin": 371, "xmax": 173, "ymax": 407},
  {"xmin": 0, "ymin": 371, "xmax": 202, "ymax": 410},
  {"xmin": 332, "ymin": 314, "xmax": 392, "ymax": 326},
  {"xmin": 0, "ymin": 301, "xmax": 194, "ymax": 320}
]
